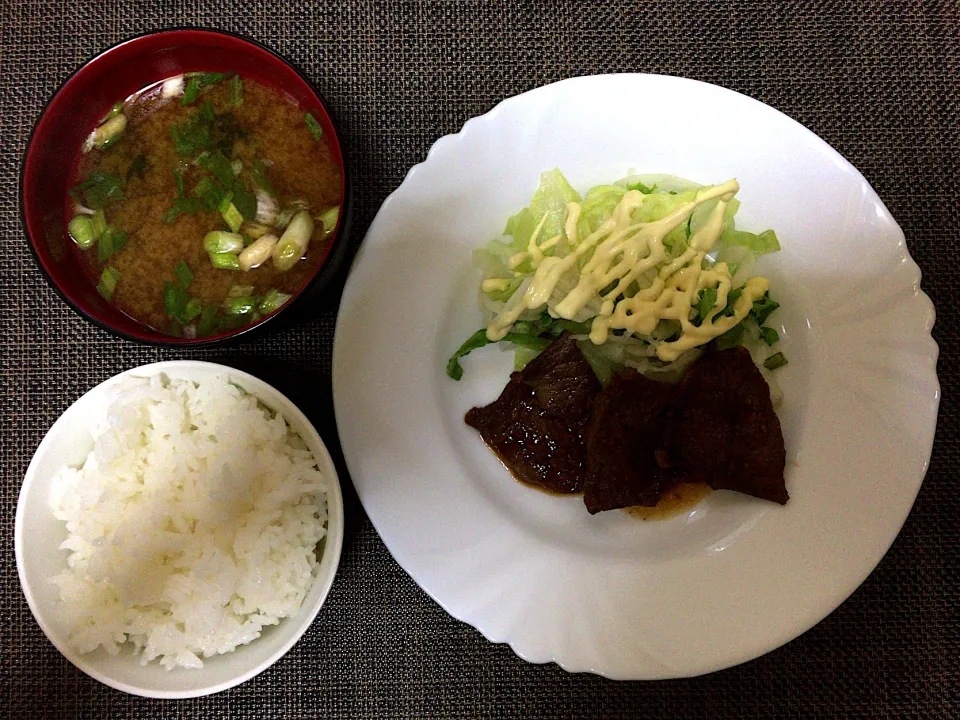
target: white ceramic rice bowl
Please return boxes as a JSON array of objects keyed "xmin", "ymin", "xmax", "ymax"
[{"xmin": 15, "ymin": 360, "xmax": 344, "ymax": 698}]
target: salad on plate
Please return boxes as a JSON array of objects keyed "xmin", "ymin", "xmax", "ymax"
[
  {"xmin": 448, "ymin": 170, "xmax": 790, "ymax": 516},
  {"xmin": 448, "ymin": 170, "xmax": 787, "ymax": 388}
]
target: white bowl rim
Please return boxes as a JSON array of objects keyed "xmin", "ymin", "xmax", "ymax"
[{"xmin": 15, "ymin": 359, "xmax": 345, "ymax": 699}]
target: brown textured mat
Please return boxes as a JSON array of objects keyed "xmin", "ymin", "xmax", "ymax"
[{"xmin": 1, "ymin": 1, "xmax": 956, "ymax": 718}]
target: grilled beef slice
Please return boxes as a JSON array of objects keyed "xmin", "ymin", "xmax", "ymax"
[
  {"xmin": 583, "ymin": 369, "xmax": 679, "ymax": 513},
  {"xmin": 519, "ymin": 331, "xmax": 603, "ymax": 420},
  {"xmin": 662, "ymin": 347, "xmax": 788, "ymax": 504},
  {"xmin": 465, "ymin": 333, "xmax": 601, "ymax": 493}
]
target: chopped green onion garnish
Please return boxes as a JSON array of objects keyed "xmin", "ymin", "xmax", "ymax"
[
  {"xmin": 304, "ymin": 112, "xmax": 323, "ymax": 141},
  {"xmin": 273, "ymin": 238, "xmax": 302, "ymax": 270},
  {"xmin": 71, "ymin": 171, "xmax": 124, "ymax": 209},
  {"xmin": 170, "ymin": 101, "xmax": 238, "ymax": 157},
  {"xmin": 90, "ymin": 210, "xmax": 107, "ymax": 238},
  {"xmin": 198, "ymin": 305, "xmax": 219, "ymax": 336},
  {"xmin": 222, "ymin": 295, "xmax": 258, "ymax": 315},
  {"xmin": 318, "ymin": 206, "xmax": 340, "ymax": 236},
  {"xmin": 98, "ymin": 102, "xmax": 123, "ymax": 125},
  {"xmin": 751, "ymin": 292, "xmax": 780, "ymax": 326},
  {"xmin": 203, "ymin": 231, "xmax": 244, "ymax": 254},
  {"xmin": 258, "ymin": 289, "xmax": 292, "ymax": 314},
  {"xmin": 217, "ymin": 191, "xmax": 234, "ymax": 214},
  {"xmin": 181, "ymin": 76, "xmax": 200, "ymax": 105},
  {"xmin": 175, "ymin": 259, "xmax": 193, "ymax": 290},
  {"xmin": 162, "ymin": 206, "xmax": 182, "ymax": 224},
  {"xmin": 209, "ymin": 252, "xmax": 241, "ymax": 270},
  {"xmin": 763, "ymin": 352, "xmax": 788, "ymax": 371},
  {"xmin": 163, "ymin": 280, "xmax": 190, "ymax": 318},
  {"xmin": 83, "ymin": 114, "xmax": 127, "ymax": 152},
  {"xmin": 230, "ymin": 159, "xmax": 243, "ymax": 176},
  {"xmin": 192, "ymin": 175, "xmax": 215, "ymax": 199},
  {"xmin": 173, "ymin": 168, "xmax": 186, "ymax": 197},
  {"xmin": 97, "ymin": 267, "xmax": 121, "ymax": 300},
  {"xmin": 759, "ymin": 326, "xmax": 779, "ymax": 346},
  {"xmin": 251, "ymin": 158, "xmax": 274, "ymax": 195},
  {"xmin": 185, "ymin": 71, "xmax": 229, "ymax": 86},
  {"xmin": 179, "ymin": 196, "xmax": 208, "ymax": 214},
  {"xmin": 198, "ymin": 150, "xmax": 235, "ymax": 186},
  {"xmin": 693, "ymin": 287, "xmax": 717, "ymax": 326},
  {"xmin": 68, "ymin": 216, "xmax": 96, "ymax": 249},
  {"xmin": 718, "ymin": 287, "xmax": 743, "ymax": 319},
  {"xmin": 182, "ymin": 298, "xmax": 203, "ymax": 323},
  {"xmin": 272, "ymin": 212, "xmax": 314, "ymax": 271},
  {"xmin": 231, "ymin": 182, "xmax": 257, "ymax": 220},
  {"xmin": 185, "ymin": 176, "xmax": 230, "ymax": 212},
  {"xmin": 229, "ymin": 74, "xmax": 243, "ymax": 106},
  {"xmin": 221, "ymin": 202, "xmax": 244, "ymax": 233},
  {"xmin": 97, "ymin": 228, "xmax": 129, "ymax": 263}
]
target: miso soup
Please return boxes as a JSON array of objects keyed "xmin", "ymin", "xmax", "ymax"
[{"xmin": 66, "ymin": 73, "xmax": 342, "ymax": 338}]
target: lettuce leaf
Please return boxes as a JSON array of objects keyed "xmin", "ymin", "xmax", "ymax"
[
  {"xmin": 717, "ymin": 228, "xmax": 780, "ymax": 256},
  {"xmin": 576, "ymin": 184, "xmax": 626, "ymax": 238},
  {"xmin": 504, "ymin": 169, "xmax": 581, "ymax": 253},
  {"xmin": 446, "ymin": 329, "xmax": 552, "ymax": 380},
  {"xmin": 630, "ymin": 189, "xmax": 698, "ymax": 224}
]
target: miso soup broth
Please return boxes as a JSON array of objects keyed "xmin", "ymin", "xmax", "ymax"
[{"xmin": 66, "ymin": 73, "xmax": 342, "ymax": 338}]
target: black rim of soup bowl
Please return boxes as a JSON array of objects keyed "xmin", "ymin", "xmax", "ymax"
[{"xmin": 20, "ymin": 27, "xmax": 355, "ymax": 348}]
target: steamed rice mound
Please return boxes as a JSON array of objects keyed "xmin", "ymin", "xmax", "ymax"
[{"xmin": 49, "ymin": 374, "xmax": 329, "ymax": 670}]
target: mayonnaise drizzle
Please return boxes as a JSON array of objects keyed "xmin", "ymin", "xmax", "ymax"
[{"xmin": 486, "ymin": 178, "xmax": 771, "ymax": 362}]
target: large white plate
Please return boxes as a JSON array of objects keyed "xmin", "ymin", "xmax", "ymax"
[{"xmin": 332, "ymin": 74, "xmax": 940, "ymax": 679}]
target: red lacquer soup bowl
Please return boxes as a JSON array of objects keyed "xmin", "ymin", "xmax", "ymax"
[{"xmin": 21, "ymin": 29, "xmax": 352, "ymax": 346}]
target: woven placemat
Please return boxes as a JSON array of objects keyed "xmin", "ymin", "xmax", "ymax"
[{"xmin": 2, "ymin": 1, "xmax": 956, "ymax": 717}]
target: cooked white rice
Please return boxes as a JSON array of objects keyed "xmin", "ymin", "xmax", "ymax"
[{"xmin": 49, "ymin": 373, "xmax": 328, "ymax": 670}]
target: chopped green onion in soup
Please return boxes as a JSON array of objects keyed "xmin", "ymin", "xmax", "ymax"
[
  {"xmin": 97, "ymin": 267, "xmax": 121, "ymax": 300},
  {"xmin": 209, "ymin": 252, "xmax": 241, "ymax": 270},
  {"xmin": 222, "ymin": 295, "xmax": 258, "ymax": 315},
  {"xmin": 221, "ymin": 202, "xmax": 244, "ymax": 233},
  {"xmin": 174, "ymin": 259, "xmax": 193, "ymax": 290},
  {"xmin": 304, "ymin": 113, "xmax": 323, "ymax": 140},
  {"xmin": 203, "ymin": 231, "xmax": 244, "ymax": 254},
  {"xmin": 318, "ymin": 206, "xmax": 339, "ymax": 236},
  {"xmin": 259, "ymin": 289, "xmax": 292, "ymax": 314},
  {"xmin": 272, "ymin": 212, "xmax": 314, "ymax": 271},
  {"xmin": 68, "ymin": 216, "xmax": 96, "ymax": 249}
]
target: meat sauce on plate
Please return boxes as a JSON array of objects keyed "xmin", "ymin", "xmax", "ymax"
[{"xmin": 466, "ymin": 337, "xmax": 787, "ymax": 517}]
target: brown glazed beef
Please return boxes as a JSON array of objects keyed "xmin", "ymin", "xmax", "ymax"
[
  {"xmin": 662, "ymin": 347, "xmax": 788, "ymax": 504},
  {"xmin": 582, "ymin": 369, "xmax": 679, "ymax": 513},
  {"xmin": 465, "ymin": 333, "xmax": 600, "ymax": 494},
  {"xmin": 519, "ymin": 331, "xmax": 603, "ymax": 420}
]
